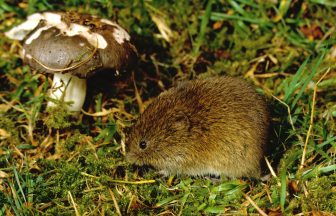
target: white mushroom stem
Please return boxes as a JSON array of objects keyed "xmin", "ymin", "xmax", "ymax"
[{"xmin": 47, "ymin": 73, "xmax": 87, "ymax": 112}]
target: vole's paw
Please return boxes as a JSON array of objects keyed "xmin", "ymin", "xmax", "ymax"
[
  {"xmin": 260, "ymin": 173, "xmax": 271, "ymax": 182},
  {"xmin": 203, "ymin": 174, "xmax": 225, "ymax": 183},
  {"xmin": 158, "ymin": 170, "xmax": 170, "ymax": 177}
]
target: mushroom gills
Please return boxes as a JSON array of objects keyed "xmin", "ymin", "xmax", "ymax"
[{"xmin": 47, "ymin": 73, "xmax": 87, "ymax": 112}]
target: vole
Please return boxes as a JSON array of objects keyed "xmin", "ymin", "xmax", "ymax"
[{"xmin": 126, "ymin": 76, "xmax": 270, "ymax": 178}]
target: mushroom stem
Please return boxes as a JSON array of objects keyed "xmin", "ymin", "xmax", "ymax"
[{"xmin": 47, "ymin": 73, "xmax": 87, "ymax": 112}]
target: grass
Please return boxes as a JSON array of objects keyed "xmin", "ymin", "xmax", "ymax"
[{"xmin": 1, "ymin": 0, "xmax": 336, "ymax": 215}]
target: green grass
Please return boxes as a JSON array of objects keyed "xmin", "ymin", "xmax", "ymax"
[{"xmin": 1, "ymin": 0, "xmax": 336, "ymax": 215}]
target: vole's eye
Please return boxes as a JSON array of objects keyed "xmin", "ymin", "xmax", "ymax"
[{"xmin": 139, "ymin": 141, "xmax": 147, "ymax": 149}]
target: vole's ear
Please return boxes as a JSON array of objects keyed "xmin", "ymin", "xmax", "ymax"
[{"xmin": 171, "ymin": 110, "xmax": 190, "ymax": 131}]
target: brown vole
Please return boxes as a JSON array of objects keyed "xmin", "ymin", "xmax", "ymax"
[{"xmin": 126, "ymin": 76, "xmax": 270, "ymax": 178}]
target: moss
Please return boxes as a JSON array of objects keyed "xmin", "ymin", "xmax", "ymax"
[
  {"xmin": 211, "ymin": 59, "xmax": 250, "ymax": 76},
  {"xmin": 58, "ymin": 130, "xmax": 84, "ymax": 153},
  {"xmin": 84, "ymin": 154, "xmax": 120, "ymax": 175},
  {"xmin": 44, "ymin": 207, "xmax": 74, "ymax": 216},
  {"xmin": 44, "ymin": 106, "xmax": 73, "ymax": 129},
  {"xmin": 35, "ymin": 160, "xmax": 85, "ymax": 202},
  {"xmin": 0, "ymin": 116, "xmax": 19, "ymax": 145},
  {"xmin": 301, "ymin": 175, "xmax": 336, "ymax": 212},
  {"xmin": 0, "ymin": 191, "xmax": 7, "ymax": 207}
]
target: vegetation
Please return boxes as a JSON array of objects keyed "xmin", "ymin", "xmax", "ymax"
[{"xmin": 1, "ymin": 0, "xmax": 335, "ymax": 215}]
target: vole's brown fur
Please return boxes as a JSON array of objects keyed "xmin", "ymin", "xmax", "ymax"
[{"xmin": 126, "ymin": 76, "xmax": 270, "ymax": 178}]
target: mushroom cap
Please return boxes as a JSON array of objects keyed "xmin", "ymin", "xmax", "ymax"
[{"xmin": 10, "ymin": 12, "xmax": 138, "ymax": 78}]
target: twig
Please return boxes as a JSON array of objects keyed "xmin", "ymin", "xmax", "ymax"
[
  {"xmin": 68, "ymin": 191, "xmax": 80, "ymax": 216},
  {"xmin": 80, "ymin": 172, "xmax": 156, "ymax": 184},
  {"xmin": 127, "ymin": 195, "xmax": 136, "ymax": 215},
  {"xmin": 81, "ymin": 172, "xmax": 99, "ymax": 179},
  {"xmin": 0, "ymin": 96, "xmax": 25, "ymax": 113},
  {"xmin": 82, "ymin": 107, "xmax": 133, "ymax": 118},
  {"xmin": 81, "ymin": 108, "xmax": 113, "ymax": 117},
  {"xmin": 265, "ymin": 157, "xmax": 277, "ymax": 178},
  {"xmin": 253, "ymin": 72, "xmax": 282, "ymax": 78},
  {"xmin": 106, "ymin": 178, "xmax": 156, "ymax": 185},
  {"xmin": 243, "ymin": 193, "xmax": 268, "ymax": 216},
  {"xmin": 133, "ymin": 73, "xmax": 144, "ymax": 113},
  {"xmin": 300, "ymin": 68, "xmax": 331, "ymax": 169}
]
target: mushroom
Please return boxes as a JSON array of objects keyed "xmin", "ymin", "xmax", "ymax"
[{"xmin": 6, "ymin": 12, "xmax": 138, "ymax": 112}]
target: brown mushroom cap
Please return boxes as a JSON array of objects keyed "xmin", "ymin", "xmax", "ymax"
[{"xmin": 22, "ymin": 12, "xmax": 138, "ymax": 78}]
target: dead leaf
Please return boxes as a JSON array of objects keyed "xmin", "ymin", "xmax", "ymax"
[
  {"xmin": 288, "ymin": 180, "xmax": 299, "ymax": 194},
  {"xmin": 0, "ymin": 104, "xmax": 11, "ymax": 112},
  {"xmin": 212, "ymin": 21, "xmax": 223, "ymax": 30},
  {"xmin": 0, "ymin": 170, "xmax": 10, "ymax": 178},
  {"xmin": 151, "ymin": 14, "xmax": 174, "ymax": 42},
  {"xmin": 0, "ymin": 128, "xmax": 10, "ymax": 139},
  {"xmin": 300, "ymin": 24, "xmax": 324, "ymax": 40}
]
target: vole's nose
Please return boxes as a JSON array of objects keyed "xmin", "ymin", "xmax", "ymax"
[{"xmin": 125, "ymin": 152, "xmax": 136, "ymax": 164}]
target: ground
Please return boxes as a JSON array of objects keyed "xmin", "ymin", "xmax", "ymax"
[{"xmin": 0, "ymin": 0, "xmax": 336, "ymax": 215}]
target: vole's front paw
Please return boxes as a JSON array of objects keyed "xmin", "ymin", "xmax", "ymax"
[{"xmin": 158, "ymin": 170, "xmax": 170, "ymax": 177}]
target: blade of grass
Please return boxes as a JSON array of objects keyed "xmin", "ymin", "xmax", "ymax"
[
  {"xmin": 8, "ymin": 181, "xmax": 23, "ymax": 216},
  {"xmin": 228, "ymin": 0, "xmax": 250, "ymax": 17},
  {"xmin": 109, "ymin": 189, "xmax": 122, "ymax": 216},
  {"xmin": 243, "ymin": 193, "xmax": 267, "ymax": 216},
  {"xmin": 23, "ymin": 157, "xmax": 34, "ymax": 205},
  {"xmin": 68, "ymin": 191, "xmax": 80, "ymax": 216},
  {"xmin": 155, "ymin": 195, "xmax": 182, "ymax": 208},
  {"xmin": 280, "ymin": 167, "xmax": 287, "ymax": 212},
  {"xmin": 291, "ymin": 51, "xmax": 326, "ymax": 109},
  {"xmin": 300, "ymin": 67, "xmax": 331, "ymax": 169},
  {"xmin": 274, "ymin": 0, "xmax": 292, "ymax": 22},
  {"xmin": 103, "ymin": 123, "xmax": 117, "ymax": 143},
  {"xmin": 178, "ymin": 193, "xmax": 190, "ymax": 216},
  {"xmin": 210, "ymin": 12, "xmax": 273, "ymax": 27},
  {"xmin": 204, "ymin": 206, "xmax": 227, "ymax": 214},
  {"xmin": 283, "ymin": 56, "xmax": 310, "ymax": 103},
  {"xmin": 196, "ymin": 203, "xmax": 207, "ymax": 212},
  {"xmin": 302, "ymin": 164, "xmax": 336, "ymax": 180},
  {"xmin": 94, "ymin": 93, "xmax": 103, "ymax": 125},
  {"xmin": 13, "ymin": 168, "xmax": 26, "ymax": 204},
  {"xmin": 234, "ymin": 0, "xmax": 259, "ymax": 8},
  {"xmin": 193, "ymin": 0, "xmax": 214, "ymax": 56},
  {"xmin": 316, "ymin": 136, "xmax": 336, "ymax": 149},
  {"xmin": 310, "ymin": 0, "xmax": 336, "ymax": 7}
]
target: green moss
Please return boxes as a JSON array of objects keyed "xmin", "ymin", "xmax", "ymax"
[
  {"xmin": 44, "ymin": 106, "xmax": 73, "ymax": 129},
  {"xmin": 84, "ymin": 154, "xmax": 120, "ymax": 175},
  {"xmin": 301, "ymin": 175, "xmax": 336, "ymax": 212},
  {"xmin": 58, "ymin": 130, "xmax": 84, "ymax": 153},
  {"xmin": 0, "ymin": 191, "xmax": 7, "ymax": 207},
  {"xmin": 0, "ymin": 116, "xmax": 19, "ymax": 145},
  {"xmin": 35, "ymin": 160, "xmax": 85, "ymax": 202}
]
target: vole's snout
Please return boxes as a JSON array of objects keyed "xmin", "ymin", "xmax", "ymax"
[
  {"xmin": 125, "ymin": 151, "xmax": 140, "ymax": 165},
  {"xmin": 125, "ymin": 152, "xmax": 134, "ymax": 163},
  {"xmin": 126, "ymin": 151, "xmax": 149, "ymax": 167}
]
